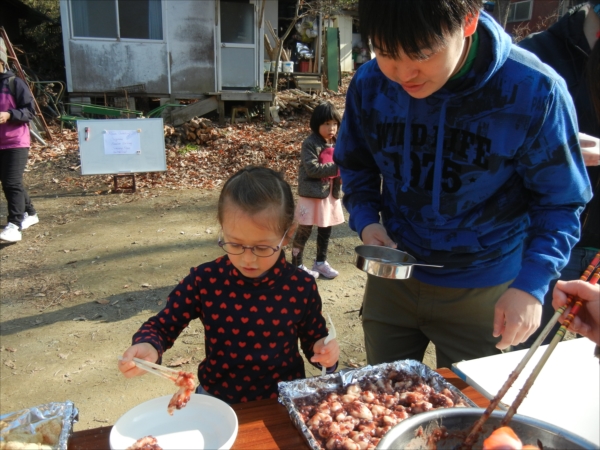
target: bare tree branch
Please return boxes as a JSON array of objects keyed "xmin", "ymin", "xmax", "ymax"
[{"xmin": 273, "ymin": 0, "xmax": 308, "ymax": 92}]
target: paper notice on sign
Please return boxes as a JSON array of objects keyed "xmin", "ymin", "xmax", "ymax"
[{"xmin": 103, "ymin": 130, "xmax": 141, "ymax": 155}]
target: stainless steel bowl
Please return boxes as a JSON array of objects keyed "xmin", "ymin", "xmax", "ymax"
[
  {"xmin": 354, "ymin": 245, "xmax": 442, "ymax": 279},
  {"xmin": 376, "ymin": 408, "xmax": 595, "ymax": 449}
]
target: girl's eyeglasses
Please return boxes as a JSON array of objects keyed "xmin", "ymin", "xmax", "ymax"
[{"xmin": 218, "ymin": 229, "xmax": 289, "ymax": 258}]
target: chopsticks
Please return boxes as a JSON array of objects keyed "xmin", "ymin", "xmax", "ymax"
[
  {"xmin": 462, "ymin": 251, "xmax": 600, "ymax": 448},
  {"xmin": 321, "ymin": 313, "xmax": 337, "ymax": 376},
  {"xmin": 499, "ymin": 265, "xmax": 600, "ymax": 425},
  {"xmin": 120, "ymin": 356, "xmax": 180, "ymax": 382}
]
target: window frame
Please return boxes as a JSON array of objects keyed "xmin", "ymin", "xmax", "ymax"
[
  {"xmin": 69, "ymin": 0, "xmax": 164, "ymax": 42},
  {"xmin": 507, "ymin": 0, "xmax": 533, "ymax": 23}
]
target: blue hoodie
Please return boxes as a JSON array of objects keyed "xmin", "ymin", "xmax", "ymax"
[{"xmin": 334, "ymin": 12, "xmax": 591, "ymax": 303}]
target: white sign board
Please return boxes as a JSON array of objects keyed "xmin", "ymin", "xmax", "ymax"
[{"xmin": 78, "ymin": 118, "xmax": 167, "ymax": 175}]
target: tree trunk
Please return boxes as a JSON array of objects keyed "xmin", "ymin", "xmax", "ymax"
[{"xmin": 490, "ymin": 0, "xmax": 511, "ymax": 29}]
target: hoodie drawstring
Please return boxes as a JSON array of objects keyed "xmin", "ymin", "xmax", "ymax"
[
  {"xmin": 431, "ymin": 100, "xmax": 449, "ymax": 225},
  {"xmin": 401, "ymin": 98, "xmax": 412, "ymax": 193}
]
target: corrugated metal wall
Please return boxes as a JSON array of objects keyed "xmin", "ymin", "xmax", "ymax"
[{"xmin": 62, "ymin": 0, "xmax": 216, "ymax": 97}]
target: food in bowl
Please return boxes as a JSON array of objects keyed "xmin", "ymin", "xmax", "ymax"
[
  {"xmin": 126, "ymin": 435, "xmax": 163, "ymax": 450},
  {"xmin": 293, "ymin": 369, "xmax": 469, "ymax": 450},
  {"xmin": 482, "ymin": 426, "xmax": 538, "ymax": 449},
  {"xmin": 376, "ymin": 408, "xmax": 595, "ymax": 450}
]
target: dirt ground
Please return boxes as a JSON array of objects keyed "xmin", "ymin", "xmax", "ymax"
[{"xmin": 0, "ymin": 172, "xmax": 436, "ymax": 431}]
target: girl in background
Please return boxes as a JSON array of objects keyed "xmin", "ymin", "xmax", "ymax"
[
  {"xmin": 292, "ymin": 102, "xmax": 344, "ymax": 279},
  {"xmin": 119, "ymin": 166, "xmax": 339, "ymax": 404}
]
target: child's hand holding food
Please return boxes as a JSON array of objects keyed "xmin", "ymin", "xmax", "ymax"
[{"xmin": 119, "ymin": 343, "xmax": 159, "ymax": 378}]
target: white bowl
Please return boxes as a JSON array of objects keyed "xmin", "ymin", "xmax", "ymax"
[{"xmin": 110, "ymin": 394, "xmax": 238, "ymax": 450}]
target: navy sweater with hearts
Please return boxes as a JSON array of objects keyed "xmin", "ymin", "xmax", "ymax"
[{"xmin": 132, "ymin": 252, "xmax": 329, "ymax": 404}]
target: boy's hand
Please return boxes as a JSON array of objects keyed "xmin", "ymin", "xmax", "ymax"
[
  {"xmin": 493, "ymin": 288, "xmax": 542, "ymax": 349},
  {"xmin": 311, "ymin": 337, "xmax": 340, "ymax": 369},
  {"xmin": 361, "ymin": 223, "xmax": 397, "ymax": 248},
  {"xmin": 118, "ymin": 343, "xmax": 159, "ymax": 378}
]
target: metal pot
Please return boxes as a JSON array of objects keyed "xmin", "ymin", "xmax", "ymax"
[
  {"xmin": 354, "ymin": 245, "xmax": 442, "ymax": 280},
  {"xmin": 376, "ymin": 408, "xmax": 595, "ymax": 449}
]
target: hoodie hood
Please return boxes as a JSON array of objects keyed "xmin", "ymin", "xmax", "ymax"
[
  {"xmin": 0, "ymin": 69, "xmax": 16, "ymax": 80},
  {"xmin": 439, "ymin": 11, "xmax": 513, "ymax": 98}
]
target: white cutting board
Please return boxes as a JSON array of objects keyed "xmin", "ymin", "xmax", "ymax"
[{"xmin": 452, "ymin": 338, "xmax": 599, "ymax": 446}]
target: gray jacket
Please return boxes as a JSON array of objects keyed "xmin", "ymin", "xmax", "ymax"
[{"xmin": 297, "ymin": 132, "xmax": 342, "ymax": 199}]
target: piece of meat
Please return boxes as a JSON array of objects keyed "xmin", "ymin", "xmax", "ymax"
[
  {"xmin": 127, "ymin": 435, "xmax": 163, "ymax": 450},
  {"xmin": 482, "ymin": 426, "xmax": 539, "ymax": 450},
  {"xmin": 167, "ymin": 371, "xmax": 196, "ymax": 415}
]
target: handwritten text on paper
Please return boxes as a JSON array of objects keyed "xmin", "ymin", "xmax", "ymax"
[{"xmin": 103, "ymin": 130, "xmax": 141, "ymax": 155}]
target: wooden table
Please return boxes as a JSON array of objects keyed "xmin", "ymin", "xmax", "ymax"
[{"xmin": 68, "ymin": 368, "xmax": 488, "ymax": 450}]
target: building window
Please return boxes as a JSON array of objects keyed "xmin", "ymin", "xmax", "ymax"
[
  {"xmin": 507, "ymin": 0, "xmax": 533, "ymax": 23},
  {"xmin": 71, "ymin": 0, "xmax": 163, "ymax": 40}
]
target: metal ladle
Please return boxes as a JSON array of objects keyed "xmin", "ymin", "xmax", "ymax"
[{"xmin": 354, "ymin": 245, "xmax": 443, "ymax": 280}]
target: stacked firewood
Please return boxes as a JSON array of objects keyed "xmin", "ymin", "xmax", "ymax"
[
  {"xmin": 275, "ymin": 89, "xmax": 331, "ymax": 114},
  {"xmin": 164, "ymin": 117, "xmax": 222, "ymax": 148}
]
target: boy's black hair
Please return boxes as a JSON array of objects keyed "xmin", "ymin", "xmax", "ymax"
[
  {"xmin": 310, "ymin": 101, "xmax": 342, "ymax": 136},
  {"xmin": 359, "ymin": 0, "xmax": 483, "ymax": 60},
  {"xmin": 218, "ymin": 166, "xmax": 295, "ymax": 234}
]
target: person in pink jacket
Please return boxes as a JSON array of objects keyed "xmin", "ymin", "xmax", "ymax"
[{"xmin": 0, "ymin": 37, "xmax": 39, "ymax": 243}]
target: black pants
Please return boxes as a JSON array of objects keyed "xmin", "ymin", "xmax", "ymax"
[
  {"xmin": 291, "ymin": 225, "xmax": 331, "ymax": 267},
  {"xmin": 0, "ymin": 148, "xmax": 36, "ymax": 228}
]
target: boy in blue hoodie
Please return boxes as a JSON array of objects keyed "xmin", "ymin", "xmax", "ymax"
[{"xmin": 334, "ymin": 0, "xmax": 591, "ymax": 369}]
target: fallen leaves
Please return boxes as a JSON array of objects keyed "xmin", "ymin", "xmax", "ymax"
[
  {"xmin": 26, "ymin": 79, "xmax": 350, "ymax": 193},
  {"xmin": 167, "ymin": 356, "xmax": 192, "ymax": 367}
]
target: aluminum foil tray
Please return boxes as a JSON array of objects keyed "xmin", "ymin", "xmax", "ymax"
[
  {"xmin": 0, "ymin": 400, "xmax": 78, "ymax": 450},
  {"xmin": 278, "ymin": 360, "xmax": 476, "ymax": 450}
]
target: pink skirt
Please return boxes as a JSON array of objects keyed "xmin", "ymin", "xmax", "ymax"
[{"xmin": 295, "ymin": 186, "xmax": 345, "ymax": 228}]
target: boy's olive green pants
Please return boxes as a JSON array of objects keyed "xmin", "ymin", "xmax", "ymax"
[{"xmin": 361, "ymin": 275, "xmax": 512, "ymax": 369}]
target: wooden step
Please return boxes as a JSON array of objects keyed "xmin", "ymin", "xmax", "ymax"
[{"xmin": 171, "ymin": 96, "xmax": 219, "ymax": 126}]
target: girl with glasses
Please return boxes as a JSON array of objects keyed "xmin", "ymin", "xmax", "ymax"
[{"xmin": 119, "ymin": 166, "xmax": 339, "ymax": 404}]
